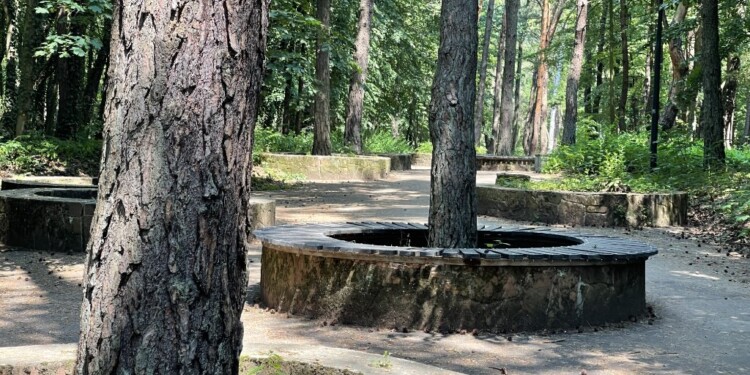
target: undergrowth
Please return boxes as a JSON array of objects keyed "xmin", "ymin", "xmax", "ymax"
[{"xmin": 0, "ymin": 135, "xmax": 101, "ymax": 176}]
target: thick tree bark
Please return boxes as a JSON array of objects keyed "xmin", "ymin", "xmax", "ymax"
[
  {"xmin": 618, "ymin": 0, "xmax": 629, "ymax": 132},
  {"xmin": 14, "ymin": 0, "xmax": 39, "ymax": 136},
  {"xmin": 428, "ymin": 0, "xmax": 478, "ymax": 248},
  {"xmin": 75, "ymin": 0, "xmax": 268, "ymax": 373},
  {"xmin": 344, "ymin": 0, "xmax": 374, "ymax": 154},
  {"xmin": 562, "ymin": 0, "xmax": 589, "ymax": 146},
  {"xmin": 312, "ymin": 0, "xmax": 332, "ymax": 155},
  {"xmin": 722, "ymin": 56, "xmax": 740, "ymax": 149},
  {"xmin": 701, "ymin": 0, "xmax": 724, "ymax": 168},
  {"xmin": 474, "ymin": 0, "xmax": 494, "ymax": 146},
  {"xmin": 495, "ymin": 0, "xmax": 519, "ymax": 155},
  {"xmin": 488, "ymin": 11, "xmax": 505, "ymax": 154}
]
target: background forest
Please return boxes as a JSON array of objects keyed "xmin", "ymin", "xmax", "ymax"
[{"xmin": 0, "ymin": 0, "xmax": 749, "ymax": 247}]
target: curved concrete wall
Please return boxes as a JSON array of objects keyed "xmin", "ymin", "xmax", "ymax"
[{"xmin": 478, "ymin": 185, "xmax": 688, "ymax": 228}]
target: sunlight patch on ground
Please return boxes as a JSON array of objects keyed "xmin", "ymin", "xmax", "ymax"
[{"xmin": 670, "ymin": 270, "xmax": 720, "ymax": 281}]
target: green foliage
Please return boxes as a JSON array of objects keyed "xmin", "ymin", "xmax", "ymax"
[
  {"xmin": 0, "ymin": 135, "xmax": 101, "ymax": 175},
  {"xmin": 34, "ymin": 0, "xmax": 112, "ymax": 58},
  {"xmin": 363, "ymin": 131, "xmax": 413, "ymax": 154},
  {"xmin": 415, "ymin": 141, "xmax": 432, "ymax": 154},
  {"xmin": 368, "ymin": 351, "xmax": 392, "ymax": 369},
  {"xmin": 253, "ymin": 127, "xmax": 352, "ymax": 156}
]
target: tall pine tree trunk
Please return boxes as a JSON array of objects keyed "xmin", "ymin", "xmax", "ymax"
[
  {"xmin": 312, "ymin": 0, "xmax": 332, "ymax": 155},
  {"xmin": 527, "ymin": 0, "xmax": 550, "ymax": 156},
  {"xmin": 344, "ymin": 0, "xmax": 374, "ymax": 154},
  {"xmin": 701, "ymin": 0, "xmax": 724, "ymax": 167},
  {"xmin": 1, "ymin": 0, "xmax": 17, "ymax": 134},
  {"xmin": 75, "ymin": 0, "xmax": 269, "ymax": 373},
  {"xmin": 496, "ymin": 0, "xmax": 519, "ymax": 155},
  {"xmin": 15, "ymin": 0, "xmax": 39, "ymax": 136},
  {"xmin": 488, "ymin": 11, "xmax": 505, "ymax": 154},
  {"xmin": 593, "ymin": 5, "xmax": 606, "ymax": 115},
  {"xmin": 618, "ymin": 0, "xmax": 629, "ymax": 132},
  {"xmin": 428, "ymin": 0, "xmax": 478, "ymax": 248},
  {"xmin": 562, "ymin": 0, "xmax": 589, "ymax": 146},
  {"xmin": 511, "ymin": 34, "xmax": 523, "ymax": 150},
  {"xmin": 742, "ymin": 94, "xmax": 750, "ymax": 145},
  {"xmin": 474, "ymin": 0, "xmax": 494, "ymax": 146},
  {"xmin": 659, "ymin": 2, "xmax": 689, "ymax": 131},
  {"xmin": 81, "ymin": 18, "xmax": 112, "ymax": 130}
]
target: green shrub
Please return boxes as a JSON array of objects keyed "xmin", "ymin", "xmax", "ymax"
[
  {"xmin": 363, "ymin": 131, "xmax": 413, "ymax": 154},
  {"xmin": 0, "ymin": 135, "xmax": 101, "ymax": 176}
]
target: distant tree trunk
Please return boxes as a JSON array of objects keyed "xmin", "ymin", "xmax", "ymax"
[
  {"xmin": 281, "ymin": 75, "xmax": 294, "ymax": 134},
  {"xmin": 659, "ymin": 2, "xmax": 690, "ymax": 131},
  {"xmin": 474, "ymin": 0, "xmax": 494, "ymax": 146},
  {"xmin": 593, "ymin": 5, "xmax": 606, "ymax": 115},
  {"xmin": 526, "ymin": 0, "xmax": 550, "ymax": 156},
  {"xmin": 650, "ymin": 0, "xmax": 664, "ymax": 170},
  {"xmin": 14, "ymin": 0, "xmax": 39, "ymax": 136},
  {"xmin": 642, "ymin": 0, "xmax": 653, "ymax": 122},
  {"xmin": 742, "ymin": 95, "xmax": 750, "ymax": 145},
  {"xmin": 312, "ymin": 0, "xmax": 332, "ymax": 155},
  {"xmin": 618, "ymin": 0, "xmax": 629, "ymax": 132},
  {"xmin": 488, "ymin": 11, "xmax": 505, "ymax": 154},
  {"xmin": 1, "ymin": 0, "xmax": 17, "ymax": 134},
  {"xmin": 496, "ymin": 0, "xmax": 519, "ymax": 155},
  {"xmin": 562, "ymin": 0, "xmax": 589, "ymax": 146},
  {"xmin": 81, "ymin": 18, "xmax": 112, "ymax": 130},
  {"xmin": 344, "ymin": 0, "xmax": 374, "ymax": 154},
  {"xmin": 701, "ymin": 0, "xmax": 724, "ymax": 168},
  {"xmin": 55, "ymin": 18, "xmax": 87, "ymax": 139},
  {"xmin": 511, "ymin": 34, "xmax": 523, "ymax": 150},
  {"xmin": 428, "ymin": 0, "xmax": 478, "ymax": 248},
  {"xmin": 606, "ymin": 0, "xmax": 616, "ymax": 125},
  {"xmin": 293, "ymin": 76, "xmax": 305, "ymax": 134},
  {"xmin": 722, "ymin": 56, "xmax": 740, "ymax": 149},
  {"xmin": 44, "ymin": 74, "xmax": 58, "ymax": 135},
  {"xmin": 75, "ymin": 0, "xmax": 268, "ymax": 373}
]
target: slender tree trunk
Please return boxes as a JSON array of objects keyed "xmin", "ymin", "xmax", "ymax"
[
  {"xmin": 474, "ymin": 0, "xmax": 495, "ymax": 146},
  {"xmin": 496, "ymin": 0, "xmax": 519, "ymax": 155},
  {"xmin": 55, "ymin": 18, "xmax": 87, "ymax": 139},
  {"xmin": 607, "ymin": 0, "xmax": 616, "ymax": 126},
  {"xmin": 618, "ymin": 0, "xmax": 629, "ymax": 132},
  {"xmin": 742, "ymin": 94, "xmax": 750, "ymax": 145},
  {"xmin": 428, "ymin": 0, "xmax": 478, "ymax": 248},
  {"xmin": 511, "ymin": 34, "xmax": 523, "ymax": 151},
  {"xmin": 488, "ymin": 11, "xmax": 505, "ymax": 154},
  {"xmin": 562, "ymin": 0, "xmax": 589, "ymax": 146},
  {"xmin": 593, "ymin": 5, "xmax": 606, "ymax": 114},
  {"xmin": 527, "ymin": 0, "xmax": 550, "ymax": 156},
  {"xmin": 642, "ymin": 1, "xmax": 653, "ymax": 122},
  {"xmin": 344, "ymin": 0, "xmax": 374, "ymax": 154},
  {"xmin": 1, "ymin": 0, "xmax": 17, "ymax": 134},
  {"xmin": 659, "ymin": 2, "xmax": 690, "ymax": 131},
  {"xmin": 15, "ymin": 0, "xmax": 39, "ymax": 136},
  {"xmin": 75, "ymin": 0, "xmax": 269, "ymax": 373},
  {"xmin": 650, "ymin": 0, "xmax": 664, "ymax": 170},
  {"xmin": 44, "ymin": 72, "xmax": 57, "ymax": 135},
  {"xmin": 81, "ymin": 18, "xmax": 112, "ymax": 130},
  {"xmin": 701, "ymin": 0, "xmax": 724, "ymax": 168},
  {"xmin": 312, "ymin": 0, "xmax": 332, "ymax": 155},
  {"xmin": 722, "ymin": 56, "xmax": 740, "ymax": 149}
]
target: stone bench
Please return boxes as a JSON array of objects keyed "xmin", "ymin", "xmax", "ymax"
[{"xmin": 255, "ymin": 222, "xmax": 657, "ymax": 332}]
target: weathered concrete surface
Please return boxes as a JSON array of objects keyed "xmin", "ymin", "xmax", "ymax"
[
  {"xmin": 478, "ymin": 185, "xmax": 688, "ymax": 228},
  {"xmin": 476, "ymin": 155, "xmax": 536, "ymax": 172},
  {"xmin": 259, "ymin": 153, "xmax": 390, "ymax": 181},
  {"xmin": 262, "ymin": 244, "xmax": 647, "ymax": 332},
  {"xmin": 0, "ymin": 177, "xmax": 97, "ymax": 191},
  {"xmin": 410, "ymin": 153, "xmax": 432, "ymax": 168},
  {"xmin": 376, "ymin": 153, "xmax": 411, "ymax": 171},
  {"xmin": 248, "ymin": 197, "xmax": 276, "ymax": 231}
]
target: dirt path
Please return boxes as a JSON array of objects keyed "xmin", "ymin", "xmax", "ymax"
[{"xmin": 1, "ymin": 168, "xmax": 748, "ymax": 374}]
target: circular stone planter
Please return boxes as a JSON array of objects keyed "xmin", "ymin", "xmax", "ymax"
[
  {"xmin": 259, "ymin": 153, "xmax": 390, "ymax": 181},
  {"xmin": 0, "ymin": 188, "xmax": 97, "ymax": 252},
  {"xmin": 256, "ymin": 222, "xmax": 657, "ymax": 332}
]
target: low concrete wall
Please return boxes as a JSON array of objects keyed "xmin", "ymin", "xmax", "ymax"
[
  {"xmin": 259, "ymin": 153, "xmax": 390, "ymax": 181},
  {"xmin": 1, "ymin": 176, "xmax": 97, "ymax": 190},
  {"xmin": 376, "ymin": 153, "xmax": 411, "ymax": 171},
  {"xmin": 410, "ymin": 153, "xmax": 432, "ymax": 168},
  {"xmin": 478, "ymin": 186, "xmax": 688, "ymax": 228},
  {"xmin": 476, "ymin": 155, "xmax": 537, "ymax": 172},
  {"xmin": 0, "ymin": 189, "xmax": 276, "ymax": 252}
]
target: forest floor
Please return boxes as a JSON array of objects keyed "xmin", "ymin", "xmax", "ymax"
[{"xmin": 0, "ymin": 168, "xmax": 749, "ymax": 374}]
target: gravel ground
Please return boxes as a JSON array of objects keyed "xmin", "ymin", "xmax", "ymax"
[{"xmin": 1, "ymin": 168, "xmax": 748, "ymax": 374}]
